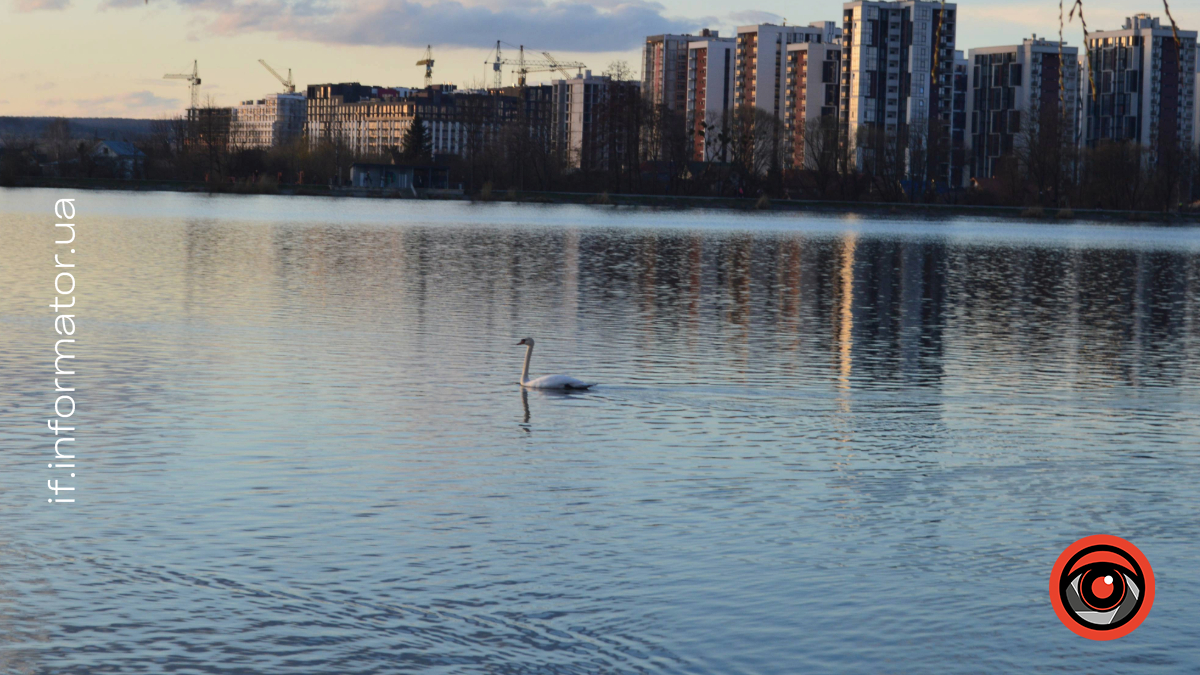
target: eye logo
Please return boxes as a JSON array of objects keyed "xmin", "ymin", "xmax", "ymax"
[{"xmin": 1050, "ymin": 535, "xmax": 1154, "ymax": 640}]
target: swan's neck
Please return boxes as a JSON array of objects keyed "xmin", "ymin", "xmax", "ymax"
[{"xmin": 520, "ymin": 344, "xmax": 533, "ymax": 384}]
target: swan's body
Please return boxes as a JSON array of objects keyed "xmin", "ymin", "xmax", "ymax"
[{"xmin": 517, "ymin": 338, "xmax": 595, "ymax": 390}]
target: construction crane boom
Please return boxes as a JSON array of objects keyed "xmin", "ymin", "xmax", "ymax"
[
  {"xmin": 416, "ymin": 46, "xmax": 434, "ymax": 88},
  {"xmin": 258, "ymin": 59, "xmax": 296, "ymax": 94},
  {"xmin": 164, "ymin": 60, "xmax": 201, "ymax": 109},
  {"xmin": 540, "ymin": 52, "xmax": 586, "ymax": 79},
  {"xmin": 485, "ymin": 42, "xmax": 586, "ymax": 87}
]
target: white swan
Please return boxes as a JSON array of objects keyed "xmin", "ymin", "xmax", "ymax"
[{"xmin": 517, "ymin": 338, "xmax": 595, "ymax": 390}]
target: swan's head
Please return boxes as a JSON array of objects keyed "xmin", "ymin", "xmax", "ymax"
[{"xmin": 516, "ymin": 337, "xmax": 535, "ymax": 346}]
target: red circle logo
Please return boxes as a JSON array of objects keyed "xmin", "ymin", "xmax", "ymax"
[{"xmin": 1049, "ymin": 535, "xmax": 1154, "ymax": 640}]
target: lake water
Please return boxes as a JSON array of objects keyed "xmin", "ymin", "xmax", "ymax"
[{"xmin": 2, "ymin": 187, "xmax": 1199, "ymax": 674}]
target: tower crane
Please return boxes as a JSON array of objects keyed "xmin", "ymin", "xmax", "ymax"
[
  {"xmin": 538, "ymin": 51, "xmax": 586, "ymax": 79},
  {"xmin": 416, "ymin": 46, "xmax": 435, "ymax": 88},
  {"xmin": 164, "ymin": 60, "xmax": 201, "ymax": 109},
  {"xmin": 258, "ymin": 59, "xmax": 296, "ymax": 94},
  {"xmin": 486, "ymin": 40, "xmax": 506, "ymax": 89},
  {"xmin": 484, "ymin": 43, "xmax": 586, "ymax": 87}
]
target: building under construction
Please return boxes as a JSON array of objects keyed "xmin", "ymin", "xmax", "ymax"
[
  {"xmin": 185, "ymin": 106, "xmax": 232, "ymax": 151},
  {"xmin": 304, "ymin": 82, "xmax": 558, "ymax": 159},
  {"xmin": 231, "ymin": 93, "xmax": 307, "ymax": 149}
]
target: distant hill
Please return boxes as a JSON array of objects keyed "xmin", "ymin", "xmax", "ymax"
[{"xmin": 0, "ymin": 117, "xmax": 158, "ymax": 141}]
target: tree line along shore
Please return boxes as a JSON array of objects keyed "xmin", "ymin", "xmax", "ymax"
[{"xmin": 4, "ymin": 104, "xmax": 1200, "ymax": 218}]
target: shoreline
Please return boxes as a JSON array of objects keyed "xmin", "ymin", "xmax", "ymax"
[{"xmin": 6, "ymin": 175, "xmax": 1200, "ymax": 224}]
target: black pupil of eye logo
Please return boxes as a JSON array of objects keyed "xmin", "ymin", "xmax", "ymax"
[{"xmin": 1061, "ymin": 546, "xmax": 1144, "ymax": 630}]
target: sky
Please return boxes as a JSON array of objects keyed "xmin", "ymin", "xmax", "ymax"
[{"xmin": 1, "ymin": 0, "xmax": 1196, "ymax": 118}]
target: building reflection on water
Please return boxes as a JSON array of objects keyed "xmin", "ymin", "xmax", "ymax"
[{"xmin": 161, "ymin": 221, "xmax": 1200, "ymax": 399}]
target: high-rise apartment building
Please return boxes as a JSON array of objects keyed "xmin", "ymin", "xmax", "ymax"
[
  {"xmin": 643, "ymin": 33, "xmax": 701, "ymax": 112},
  {"xmin": 783, "ymin": 41, "xmax": 843, "ymax": 168},
  {"xmin": 840, "ymin": 0, "xmax": 958, "ymax": 182},
  {"xmin": 552, "ymin": 72, "xmax": 641, "ymax": 169},
  {"xmin": 735, "ymin": 22, "xmax": 842, "ymax": 120},
  {"xmin": 230, "ymin": 93, "xmax": 307, "ymax": 149},
  {"xmin": 686, "ymin": 35, "xmax": 736, "ymax": 160},
  {"xmin": 965, "ymin": 36, "xmax": 1080, "ymax": 180},
  {"xmin": 1083, "ymin": 14, "xmax": 1197, "ymax": 160}
]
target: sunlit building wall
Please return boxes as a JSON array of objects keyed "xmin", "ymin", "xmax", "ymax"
[
  {"xmin": 1082, "ymin": 13, "xmax": 1197, "ymax": 161},
  {"xmin": 230, "ymin": 93, "xmax": 307, "ymax": 149},
  {"xmin": 686, "ymin": 35, "xmax": 736, "ymax": 161}
]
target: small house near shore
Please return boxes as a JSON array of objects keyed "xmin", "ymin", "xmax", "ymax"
[
  {"xmin": 350, "ymin": 163, "xmax": 452, "ymax": 192},
  {"xmin": 91, "ymin": 140, "xmax": 145, "ymax": 179}
]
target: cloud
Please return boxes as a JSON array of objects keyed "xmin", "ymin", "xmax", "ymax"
[
  {"xmin": 37, "ymin": 90, "xmax": 183, "ymax": 117},
  {"xmin": 127, "ymin": 90, "xmax": 181, "ymax": 107},
  {"xmin": 74, "ymin": 90, "xmax": 179, "ymax": 110},
  {"xmin": 102, "ymin": 0, "xmax": 703, "ymax": 51},
  {"xmin": 74, "ymin": 95, "xmax": 117, "ymax": 107},
  {"xmin": 13, "ymin": 0, "xmax": 70, "ymax": 10},
  {"xmin": 727, "ymin": 10, "xmax": 782, "ymax": 26}
]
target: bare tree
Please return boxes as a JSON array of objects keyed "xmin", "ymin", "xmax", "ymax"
[
  {"xmin": 803, "ymin": 115, "xmax": 842, "ymax": 199},
  {"xmin": 858, "ymin": 124, "xmax": 907, "ymax": 202},
  {"xmin": 1012, "ymin": 103, "xmax": 1075, "ymax": 207},
  {"xmin": 1078, "ymin": 141, "xmax": 1149, "ymax": 210},
  {"xmin": 42, "ymin": 118, "xmax": 74, "ymax": 175}
]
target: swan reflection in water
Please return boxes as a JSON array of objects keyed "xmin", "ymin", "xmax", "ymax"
[{"xmin": 518, "ymin": 386, "xmax": 593, "ymax": 431}]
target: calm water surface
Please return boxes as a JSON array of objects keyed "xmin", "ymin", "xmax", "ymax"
[{"xmin": 1, "ymin": 188, "xmax": 1199, "ymax": 674}]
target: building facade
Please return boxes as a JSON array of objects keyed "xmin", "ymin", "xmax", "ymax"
[
  {"xmin": 552, "ymin": 72, "xmax": 641, "ymax": 169},
  {"xmin": 950, "ymin": 50, "xmax": 969, "ymax": 186},
  {"xmin": 230, "ymin": 93, "xmax": 307, "ymax": 149},
  {"xmin": 735, "ymin": 22, "xmax": 841, "ymax": 119},
  {"xmin": 686, "ymin": 36, "xmax": 736, "ymax": 160},
  {"xmin": 840, "ymin": 0, "xmax": 958, "ymax": 185},
  {"xmin": 305, "ymin": 83, "xmax": 543, "ymax": 159},
  {"xmin": 966, "ymin": 36, "xmax": 1081, "ymax": 180},
  {"xmin": 1083, "ymin": 13, "xmax": 1197, "ymax": 161},
  {"xmin": 784, "ymin": 41, "xmax": 843, "ymax": 168},
  {"xmin": 186, "ymin": 106, "xmax": 232, "ymax": 152},
  {"xmin": 643, "ymin": 33, "xmax": 703, "ymax": 112}
]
